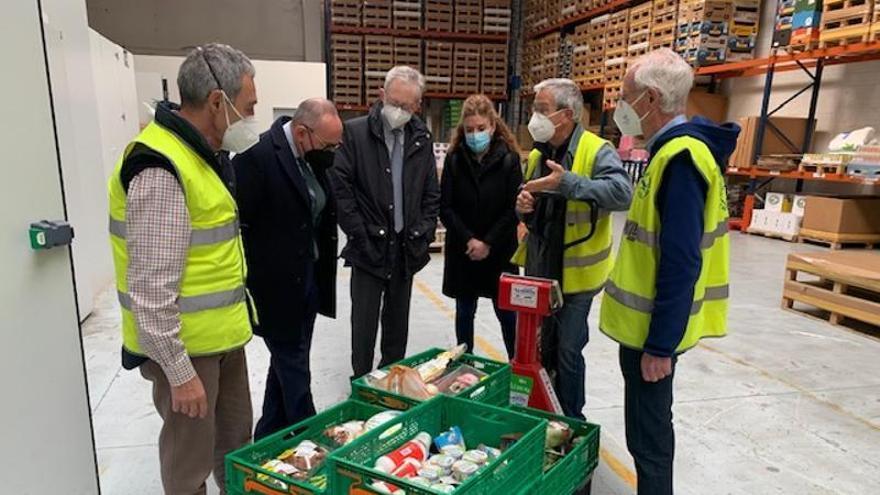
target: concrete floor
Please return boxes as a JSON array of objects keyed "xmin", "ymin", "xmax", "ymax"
[{"xmin": 82, "ymin": 217, "xmax": 880, "ymax": 495}]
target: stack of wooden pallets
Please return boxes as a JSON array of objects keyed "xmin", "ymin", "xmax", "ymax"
[
  {"xmin": 482, "ymin": 43, "xmax": 509, "ymax": 96},
  {"xmin": 651, "ymin": 0, "xmax": 679, "ymax": 49},
  {"xmin": 331, "ymin": 34, "xmax": 364, "ymax": 106},
  {"xmin": 364, "ymin": 35, "xmax": 394, "ymax": 103},
  {"xmin": 425, "ymin": 0, "xmax": 453, "ymax": 32},
  {"xmin": 587, "ymin": 15, "xmax": 609, "ymax": 86},
  {"xmin": 331, "ymin": 0, "xmax": 361, "ymax": 26},
  {"xmin": 425, "ymin": 40, "xmax": 454, "ymax": 93},
  {"xmin": 453, "ymin": 43, "xmax": 482, "ymax": 94},
  {"xmin": 455, "ymin": 0, "xmax": 484, "ymax": 34},
  {"xmin": 362, "ymin": 0, "xmax": 392, "ymax": 27},
  {"xmin": 819, "ymin": 0, "xmax": 875, "ymax": 48},
  {"xmin": 483, "ymin": 0, "xmax": 513, "ymax": 34}
]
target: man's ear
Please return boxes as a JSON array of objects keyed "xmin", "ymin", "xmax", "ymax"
[
  {"xmin": 207, "ymin": 89, "xmax": 224, "ymax": 113},
  {"xmin": 379, "ymin": 87, "xmax": 386, "ymax": 101}
]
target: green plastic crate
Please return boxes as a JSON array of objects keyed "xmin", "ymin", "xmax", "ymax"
[
  {"xmin": 328, "ymin": 395, "xmax": 547, "ymax": 495},
  {"xmin": 226, "ymin": 399, "xmax": 388, "ymax": 495},
  {"xmin": 350, "ymin": 348, "xmax": 511, "ymax": 410},
  {"xmin": 511, "ymin": 406, "xmax": 600, "ymax": 495}
]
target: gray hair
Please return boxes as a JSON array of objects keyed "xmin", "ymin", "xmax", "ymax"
[
  {"xmin": 178, "ymin": 43, "xmax": 255, "ymax": 107},
  {"xmin": 384, "ymin": 65, "xmax": 426, "ymax": 95},
  {"xmin": 292, "ymin": 98, "xmax": 339, "ymax": 127},
  {"xmin": 534, "ymin": 78, "xmax": 584, "ymax": 120},
  {"xmin": 629, "ymin": 48, "xmax": 693, "ymax": 114}
]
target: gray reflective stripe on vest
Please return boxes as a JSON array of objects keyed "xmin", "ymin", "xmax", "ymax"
[
  {"xmin": 563, "ymin": 245, "xmax": 612, "ymax": 268},
  {"xmin": 566, "ymin": 209, "xmax": 610, "ymax": 224},
  {"xmin": 605, "ymin": 281, "xmax": 729, "ymax": 315},
  {"xmin": 118, "ymin": 285, "xmax": 246, "ymax": 313},
  {"xmin": 700, "ymin": 220, "xmax": 729, "ymax": 249},
  {"xmin": 624, "ymin": 219, "xmax": 728, "ymax": 250},
  {"xmin": 109, "ymin": 217, "xmax": 238, "ymax": 246}
]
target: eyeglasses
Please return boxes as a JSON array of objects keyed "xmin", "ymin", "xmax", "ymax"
[
  {"xmin": 302, "ymin": 124, "xmax": 341, "ymax": 151},
  {"xmin": 386, "ymin": 98, "xmax": 421, "ymax": 114}
]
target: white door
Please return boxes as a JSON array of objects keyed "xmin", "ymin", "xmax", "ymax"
[{"xmin": 0, "ymin": 1, "xmax": 100, "ymax": 493}]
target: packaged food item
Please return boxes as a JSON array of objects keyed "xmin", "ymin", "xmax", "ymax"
[
  {"xmin": 544, "ymin": 450, "xmax": 565, "ymax": 471},
  {"xmin": 365, "ymin": 410, "xmax": 403, "ymax": 431},
  {"xmin": 416, "ymin": 344, "xmax": 467, "ymax": 383},
  {"xmin": 462, "ymin": 449, "xmax": 488, "ymax": 465},
  {"xmin": 390, "ymin": 457, "xmax": 421, "ymax": 478},
  {"xmin": 433, "ymin": 365, "xmax": 488, "ymax": 396},
  {"xmin": 277, "ymin": 440, "xmax": 327, "ymax": 473},
  {"xmin": 431, "ymin": 483, "xmax": 456, "ymax": 494},
  {"xmin": 365, "ymin": 369, "xmax": 388, "ymax": 386},
  {"xmin": 371, "ymin": 480, "xmax": 405, "ymax": 494},
  {"xmin": 375, "ymin": 432, "xmax": 431, "ymax": 473},
  {"xmin": 434, "ymin": 426, "xmax": 465, "ymax": 450},
  {"xmin": 308, "ymin": 474, "xmax": 327, "ymax": 489},
  {"xmin": 428, "ymin": 454, "xmax": 455, "ymax": 473},
  {"xmin": 417, "ymin": 464, "xmax": 443, "ymax": 482},
  {"xmin": 324, "ymin": 420, "xmax": 366, "ymax": 446},
  {"xmin": 452, "ymin": 460, "xmax": 479, "ymax": 481},
  {"xmin": 440, "ymin": 445, "xmax": 464, "ymax": 460},
  {"xmin": 377, "ymin": 365, "xmax": 437, "ymax": 401},
  {"xmin": 477, "ymin": 444, "xmax": 501, "ymax": 460},
  {"xmin": 261, "ymin": 459, "xmax": 298, "ymax": 477},
  {"xmin": 545, "ymin": 421, "xmax": 573, "ymax": 449}
]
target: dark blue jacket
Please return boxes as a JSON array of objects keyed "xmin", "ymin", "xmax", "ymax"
[{"xmin": 645, "ymin": 116, "xmax": 739, "ymax": 357}]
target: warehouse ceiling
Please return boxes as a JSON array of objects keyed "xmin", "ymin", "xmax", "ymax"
[{"xmin": 86, "ymin": 0, "xmax": 324, "ymax": 62}]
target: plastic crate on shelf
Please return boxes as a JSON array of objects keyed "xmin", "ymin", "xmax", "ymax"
[
  {"xmin": 511, "ymin": 406, "xmax": 601, "ymax": 495},
  {"xmin": 225, "ymin": 399, "xmax": 388, "ymax": 495},
  {"xmin": 329, "ymin": 396, "xmax": 547, "ymax": 495},
  {"xmin": 350, "ymin": 347, "xmax": 512, "ymax": 411}
]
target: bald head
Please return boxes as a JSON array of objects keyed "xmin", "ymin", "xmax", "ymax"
[{"xmin": 291, "ymin": 97, "xmax": 343, "ymax": 155}]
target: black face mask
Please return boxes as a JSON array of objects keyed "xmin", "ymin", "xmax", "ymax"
[{"xmin": 304, "ymin": 148, "xmax": 336, "ymax": 172}]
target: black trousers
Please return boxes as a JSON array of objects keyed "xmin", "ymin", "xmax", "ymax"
[
  {"xmin": 350, "ymin": 245, "xmax": 414, "ymax": 379},
  {"xmin": 619, "ymin": 346, "xmax": 678, "ymax": 495},
  {"xmin": 254, "ymin": 264, "xmax": 319, "ymax": 440}
]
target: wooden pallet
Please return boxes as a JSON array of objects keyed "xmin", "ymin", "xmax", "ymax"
[
  {"xmin": 333, "ymin": 78, "xmax": 363, "ymax": 106},
  {"xmin": 481, "ymin": 43, "xmax": 508, "ymax": 95},
  {"xmin": 746, "ymin": 227, "xmax": 798, "ymax": 242},
  {"xmin": 798, "ymin": 228, "xmax": 880, "ymax": 249},
  {"xmin": 453, "ymin": 42, "xmax": 481, "ymax": 94},
  {"xmin": 455, "ymin": 0, "xmax": 483, "ymax": 33},
  {"xmin": 819, "ymin": 28, "xmax": 871, "ymax": 48},
  {"xmin": 425, "ymin": 0, "xmax": 453, "ymax": 31},
  {"xmin": 364, "ymin": 35, "xmax": 394, "ymax": 65},
  {"xmin": 823, "ymin": 0, "xmax": 871, "ymax": 13},
  {"xmin": 798, "ymin": 161, "xmax": 846, "ymax": 175},
  {"xmin": 630, "ymin": 2, "xmax": 654, "ymax": 23},
  {"xmin": 782, "ymin": 252, "xmax": 880, "ymax": 333}
]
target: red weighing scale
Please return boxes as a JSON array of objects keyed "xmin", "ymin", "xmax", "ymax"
[{"xmin": 498, "ymin": 273, "xmax": 565, "ymax": 414}]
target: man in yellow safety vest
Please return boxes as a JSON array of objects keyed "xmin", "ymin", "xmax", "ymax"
[
  {"xmin": 108, "ymin": 44, "xmax": 258, "ymax": 493},
  {"xmin": 600, "ymin": 48, "xmax": 739, "ymax": 494},
  {"xmin": 514, "ymin": 78, "xmax": 633, "ymax": 419}
]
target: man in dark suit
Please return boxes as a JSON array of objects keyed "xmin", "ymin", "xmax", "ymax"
[{"xmin": 232, "ymin": 98, "xmax": 342, "ymax": 439}]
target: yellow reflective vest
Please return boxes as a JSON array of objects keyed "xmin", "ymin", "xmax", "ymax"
[
  {"xmin": 600, "ymin": 135, "xmax": 729, "ymax": 352},
  {"xmin": 108, "ymin": 121, "xmax": 252, "ymax": 357},
  {"xmin": 512, "ymin": 130, "xmax": 614, "ymax": 294}
]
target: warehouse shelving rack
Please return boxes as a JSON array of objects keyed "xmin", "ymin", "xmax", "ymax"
[
  {"xmin": 694, "ymin": 41, "xmax": 880, "ymax": 230},
  {"xmin": 324, "ymin": 2, "xmax": 515, "ymax": 114}
]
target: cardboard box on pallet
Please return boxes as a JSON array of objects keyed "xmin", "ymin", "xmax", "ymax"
[{"xmin": 802, "ymin": 196, "xmax": 880, "ymax": 235}]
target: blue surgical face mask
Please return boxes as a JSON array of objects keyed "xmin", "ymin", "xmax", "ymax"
[{"xmin": 465, "ymin": 130, "xmax": 492, "ymax": 153}]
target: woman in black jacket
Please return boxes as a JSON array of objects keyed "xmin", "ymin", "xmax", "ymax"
[{"xmin": 441, "ymin": 94, "xmax": 523, "ymax": 358}]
